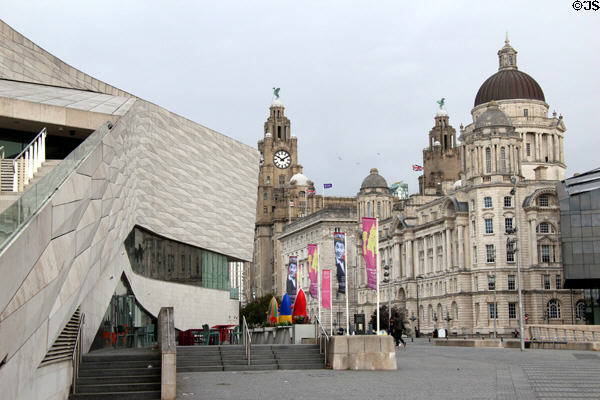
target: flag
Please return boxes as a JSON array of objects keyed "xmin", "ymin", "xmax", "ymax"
[
  {"xmin": 321, "ymin": 269, "xmax": 331, "ymax": 309},
  {"xmin": 289, "ymin": 201, "xmax": 295, "ymax": 207},
  {"xmin": 307, "ymin": 188, "xmax": 315, "ymax": 195},
  {"xmin": 323, "ymin": 183, "xmax": 333, "ymax": 189},
  {"xmin": 287, "ymin": 256, "xmax": 298, "ymax": 300},
  {"xmin": 308, "ymin": 244, "xmax": 318, "ymax": 299},
  {"xmin": 362, "ymin": 217, "xmax": 378, "ymax": 290},
  {"xmin": 412, "ymin": 164, "xmax": 423, "ymax": 171},
  {"xmin": 333, "ymin": 232, "xmax": 346, "ymax": 294}
]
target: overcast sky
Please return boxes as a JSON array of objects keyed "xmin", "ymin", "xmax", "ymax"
[{"xmin": 1, "ymin": 1, "xmax": 598, "ymax": 196}]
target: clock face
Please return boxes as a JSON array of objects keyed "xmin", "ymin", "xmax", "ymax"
[{"xmin": 273, "ymin": 150, "xmax": 291, "ymax": 169}]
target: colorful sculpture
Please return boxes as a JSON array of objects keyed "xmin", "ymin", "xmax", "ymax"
[
  {"xmin": 279, "ymin": 293, "xmax": 292, "ymax": 324},
  {"xmin": 266, "ymin": 296, "xmax": 279, "ymax": 326},
  {"xmin": 292, "ymin": 288, "xmax": 308, "ymax": 322}
]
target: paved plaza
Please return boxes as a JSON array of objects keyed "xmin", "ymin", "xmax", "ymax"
[{"xmin": 177, "ymin": 339, "xmax": 600, "ymax": 400}]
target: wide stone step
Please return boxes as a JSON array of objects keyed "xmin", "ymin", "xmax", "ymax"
[
  {"xmin": 69, "ymin": 390, "xmax": 160, "ymax": 399},
  {"xmin": 78, "ymin": 368, "xmax": 161, "ymax": 377},
  {"xmin": 80, "ymin": 360, "xmax": 160, "ymax": 370},
  {"xmin": 177, "ymin": 365, "xmax": 224, "ymax": 373},
  {"xmin": 83, "ymin": 353, "xmax": 160, "ymax": 363},
  {"xmin": 223, "ymin": 364, "xmax": 279, "ymax": 372},
  {"xmin": 76, "ymin": 383, "xmax": 160, "ymax": 394},
  {"xmin": 277, "ymin": 362, "xmax": 325, "ymax": 370},
  {"xmin": 76, "ymin": 375, "xmax": 160, "ymax": 385}
]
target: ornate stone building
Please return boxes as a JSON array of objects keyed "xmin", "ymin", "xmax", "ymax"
[
  {"xmin": 250, "ymin": 98, "xmax": 355, "ymax": 300},
  {"xmin": 354, "ymin": 38, "xmax": 581, "ymax": 336}
]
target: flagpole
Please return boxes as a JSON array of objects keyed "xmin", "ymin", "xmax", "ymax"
[
  {"xmin": 345, "ymin": 233, "xmax": 349, "ymax": 335},
  {"xmin": 376, "ymin": 217, "xmax": 380, "ymax": 335},
  {"xmin": 330, "ymin": 271, "xmax": 333, "ymax": 336}
]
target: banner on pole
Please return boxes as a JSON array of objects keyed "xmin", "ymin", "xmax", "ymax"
[
  {"xmin": 334, "ymin": 232, "xmax": 346, "ymax": 294},
  {"xmin": 308, "ymin": 244, "xmax": 319, "ymax": 299},
  {"xmin": 287, "ymin": 256, "xmax": 298, "ymax": 300},
  {"xmin": 362, "ymin": 217, "xmax": 378, "ymax": 290},
  {"xmin": 321, "ymin": 269, "xmax": 331, "ymax": 309}
]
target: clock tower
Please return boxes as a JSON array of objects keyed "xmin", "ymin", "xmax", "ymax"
[{"xmin": 251, "ymin": 96, "xmax": 307, "ymax": 299}]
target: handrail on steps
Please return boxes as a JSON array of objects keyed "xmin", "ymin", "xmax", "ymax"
[
  {"xmin": 313, "ymin": 315, "xmax": 329, "ymax": 366},
  {"xmin": 12, "ymin": 127, "xmax": 47, "ymax": 192},
  {"xmin": 243, "ymin": 316, "xmax": 251, "ymax": 366},
  {"xmin": 71, "ymin": 312, "xmax": 85, "ymax": 395}
]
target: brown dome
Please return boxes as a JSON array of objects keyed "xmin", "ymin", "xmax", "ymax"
[{"xmin": 474, "ymin": 69, "xmax": 545, "ymax": 107}]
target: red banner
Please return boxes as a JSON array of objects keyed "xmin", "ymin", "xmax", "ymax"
[
  {"xmin": 321, "ymin": 269, "xmax": 331, "ymax": 309},
  {"xmin": 308, "ymin": 244, "xmax": 318, "ymax": 299},
  {"xmin": 362, "ymin": 217, "xmax": 378, "ymax": 290}
]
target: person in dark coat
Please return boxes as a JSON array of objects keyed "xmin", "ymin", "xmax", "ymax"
[{"xmin": 392, "ymin": 315, "xmax": 406, "ymax": 347}]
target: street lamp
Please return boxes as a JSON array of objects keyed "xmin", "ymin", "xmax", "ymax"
[
  {"xmin": 510, "ymin": 175, "xmax": 525, "ymax": 351},
  {"xmin": 415, "ymin": 275, "xmax": 424, "ymax": 337},
  {"xmin": 383, "ymin": 265, "xmax": 391, "ymax": 328},
  {"xmin": 444, "ymin": 312, "xmax": 452, "ymax": 331}
]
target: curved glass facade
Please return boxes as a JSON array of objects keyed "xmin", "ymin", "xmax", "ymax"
[{"xmin": 124, "ymin": 225, "xmax": 229, "ymax": 290}]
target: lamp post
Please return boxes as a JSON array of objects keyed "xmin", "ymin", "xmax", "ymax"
[
  {"xmin": 444, "ymin": 312, "xmax": 452, "ymax": 331},
  {"xmin": 510, "ymin": 175, "xmax": 525, "ymax": 351},
  {"xmin": 415, "ymin": 275, "xmax": 424, "ymax": 337},
  {"xmin": 383, "ymin": 265, "xmax": 391, "ymax": 328}
]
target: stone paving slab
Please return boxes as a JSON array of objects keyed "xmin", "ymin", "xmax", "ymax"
[{"xmin": 176, "ymin": 339, "xmax": 600, "ymax": 399}]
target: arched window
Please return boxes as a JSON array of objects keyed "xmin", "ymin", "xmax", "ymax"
[
  {"xmin": 266, "ymin": 176, "xmax": 271, "ymax": 185},
  {"xmin": 428, "ymin": 304, "xmax": 433, "ymax": 322},
  {"xmin": 471, "ymin": 149, "xmax": 476, "ymax": 171},
  {"xmin": 419, "ymin": 305, "xmax": 424, "ymax": 323},
  {"xmin": 437, "ymin": 304, "xmax": 443, "ymax": 321},
  {"xmin": 377, "ymin": 202, "xmax": 381, "ymax": 218},
  {"xmin": 485, "ymin": 148, "xmax": 491, "ymax": 173},
  {"xmin": 547, "ymin": 299, "xmax": 561, "ymax": 319},
  {"xmin": 576, "ymin": 301, "xmax": 586, "ymax": 320},
  {"xmin": 538, "ymin": 195, "xmax": 549, "ymax": 207},
  {"xmin": 500, "ymin": 147, "xmax": 506, "ymax": 173}
]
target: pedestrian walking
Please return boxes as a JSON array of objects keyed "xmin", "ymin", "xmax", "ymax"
[{"xmin": 392, "ymin": 314, "xmax": 406, "ymax": 348}]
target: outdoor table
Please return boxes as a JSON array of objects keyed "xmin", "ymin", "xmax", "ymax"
[{"xmin": 212, "ymin": 324, "xmax": 235, "ymax": 344}]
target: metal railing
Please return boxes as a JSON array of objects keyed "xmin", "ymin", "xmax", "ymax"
[
  {"xmin": 314, "ymin": 315, "xmax": 329, "ymax": 366},
  {"xmin": 0, "ymin": 122, "xmax": 112, "ymax": 252},
  {"xmin": 242, "ymin": 316, "xmax": 251, "ymax": 365},
  {"xmin": 70, "ymin": 313, "xmax": 85, "ymax": 394},
  {"xmin": 12, "ymin": 127, "xmax": 47, "ymax": 192},
  {"xmin": 528, "ymin": 324, "xmax": 600, "ymax": 343}
]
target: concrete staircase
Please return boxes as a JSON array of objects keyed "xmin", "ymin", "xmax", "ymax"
[
  {"xmin": 0, "ymin": 159, "xmax": 13, "ymax": 192},
  {"xmin": 177, "ymin": 344, "xmax": 325, "ymax": 372},
  {"xmin": 39, "ymin": 308, "xmax": 82, "ymax": 367},
  {"xmin": 69, "ymin": 349, "xmax": 161, "ymax": 400},
  {"xmin": 0, "ymin": 159, "xmax": 61, "ymax": 213}
]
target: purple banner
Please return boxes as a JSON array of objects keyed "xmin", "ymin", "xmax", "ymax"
[
  {"xmin": 308, "ymin": 244, "xmax": 318, "ymax": 299},
  {"xmin": 362, "ymin": 217, "xmax": 378, "ymax": 290}
]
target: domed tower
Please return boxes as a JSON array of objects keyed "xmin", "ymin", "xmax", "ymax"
[
  {"xmin": 460, "ymin": 101, "xmax": 523, "ymax": 185},
  {"xmin": 469, "ymin": 36, "xmax": 566, "ymax": 181},
  {"xmin": 357, "ymin": 168, "xmax": 393, "ymax": 220},
  {"xmin": 419, "ymin": 106, "xmax": 461, "ymax": 194}
]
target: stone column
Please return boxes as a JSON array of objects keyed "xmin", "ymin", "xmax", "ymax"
[
  {"xmin": 394, "ymin": 242, "xmax": 401, "ymax": 279},
  {"xmin": 458, "ymin": 225, "xmax": 464, "ymax": 268},
  {"xmin": 432, "ymin": 234, "xmax": 438, "ymax": 272},
  {"xmin": 407, "ymin": 239, "xmax": 413, "ymax": 278},
  {"xmin": 559, "ymin": 136, "xmax": 564, "ymax": 163},
  {"xmin": 530, "ymin": 217, "xmax": 538, "ymax": 265},
  {"xmin": 445, "ymin": 228, "xmax": 451, "ymax": 271}
]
